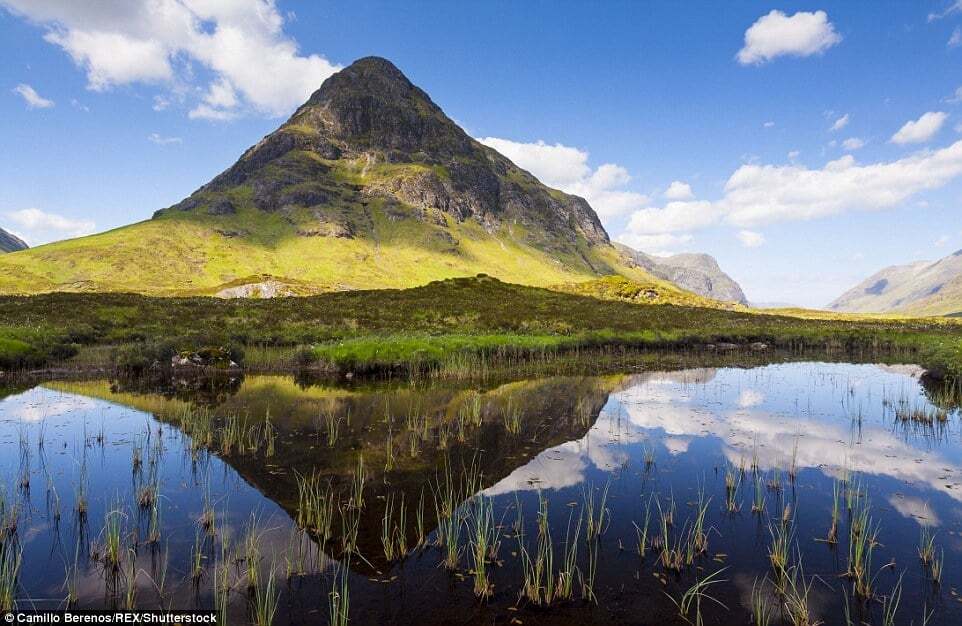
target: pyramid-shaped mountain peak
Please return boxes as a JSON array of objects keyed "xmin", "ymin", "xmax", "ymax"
[{"xmin": 157, "ymin": 56, "xmax": 609, "ymax": 250}]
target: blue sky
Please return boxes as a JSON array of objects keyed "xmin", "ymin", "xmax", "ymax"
[{"xmin": 1, "ymin": 1, "xmax": 961, "ymax": 307}]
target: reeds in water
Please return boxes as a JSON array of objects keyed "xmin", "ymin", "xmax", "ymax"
[
  {"xmin": 665, "ymin": 567, "xmax": 728, "ymax": 626},
  {"xmin": 0, "ymin": 541, "xmax": 21, "ymax": 611},
  {"xmin": 251, "ymin": 564, "xmax": 278, "ymax": 626},
  {"xmin": 295, "ymin": 471, "xmax": 334, "ymax": 546},
  {"xmin": 380, "ymin": 492, "xmax": 408, "ymax": 562},
  {"xmin": 329, "ymin": 558, "xmax": 350, "ymax": 626},
  {"xmin": 467, "ymin": 493, "xmax": 500, "ymax": 598}
]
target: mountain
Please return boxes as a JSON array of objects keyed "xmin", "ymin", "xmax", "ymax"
[
  {"xmin": 829, "ymin": 250, "xmax": 962, "ymax": 316},
  {"xmin": 615, "ymin": 243, "xmax": 747, "ymax": 304},
  {"xmin": 0, "ymin": 228, "xmax": 27, "ymax": 254},
  {"xmin": 0, "ymin": 56, "xmax": 738, "ymax": 303}
]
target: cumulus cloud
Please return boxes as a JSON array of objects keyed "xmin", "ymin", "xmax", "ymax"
[
  {"xmin": 478, "ymin": 137, "xmax": 649, "ymax": 219},
  {"xmin": 841, "ymin": 137, "xmax": 865, "ymax": 151},
  {"xmin": 1, "ymin": 0, "xmax": 341, "ymax": 118},
  {"xmin": 626, "ymin": 200, "xmax": 721, "ymax": 235},
  {"xmin": 4, "ymin": 208, "xmax": 95, "ymax": 245},
  {"xmin": 12, "ymin": 83, "xmax": 54, "ymax": 108},
  {"xmin": 737, "ymin": 10, "xmax": 841, "ymax": 65},
  {"xmin": 663, "ymin": 180, "xmax": 694, "ymax": 201},
  {"xmin": 620, "ymin": 140, "xmax": 962, "ymax": 245},
  {"xmin": 951, "ymin": 27, "xmax": 962, "ymax": 48},
  {"xmin": 830, "ymin": 113, "xmax": 849, "ymax": 132},
  {"xmin": 890, "ymin": 112, "xmax": 948, "ymax": 144},
  {"xmin": 737, "ymin": 230, "xmax": 765, "ymax": 248}
]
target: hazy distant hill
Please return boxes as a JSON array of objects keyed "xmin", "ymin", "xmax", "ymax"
[
  {"xmin": 615, "ymin": 243, "xmax": 747, "ymax": 304},
  {"xmin": 829, "ymin": 249, "xmax": 962, "ymax": 316}
]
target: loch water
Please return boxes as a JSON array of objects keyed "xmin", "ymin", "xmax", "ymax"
[{"xmin": 0, "ymin": 361, "xmax": 959, "ymax": 625}]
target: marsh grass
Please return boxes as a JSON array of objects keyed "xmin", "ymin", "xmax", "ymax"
[
  {"xmin": 467, "ymin": 493, "xmax": 500, "ymax": 598},
  {"xmin": 780, "ymin": 563, "xmax": 821, "ymax": 626},
  {"xmin": 724, "ymin": 464, "xmax": 741, "ymax": 513},
  {"xmin": 0, "ymin": 541, "xmax": 21, "ymax": 611},
  {"xmin": 519, "ymin": 492, "xmax": 555, "ymax": 605},
  {"xmin": 295, "ymin": 471, "xmax": 334, "ymax": 546},
  {"xmin": 501, "ymin": 395, "xmax": 522, "ymax": 436},
  {"xmin": 845, "ymin": 497, "xmax": 880, "ymax": 599},
  {"xmin": 632, "ymin": 496, "xmax": 652, "ymax": 558},
  {"xmin": 750, "ymin": 577, "xmax": 773, "ymax": 626},
  {"xmin": 665, "ymin": 567, "xmax": 728, "ymax": 626},
  {"xmin": 329, "ymin": 557, "xmax": 350, "ymax": 626},
  {"xmin": 583, "ymin": 479, "xmax": 610, "ymax": 541},
  {"xmin": 102, "ymin": 507, "xmax": 127, "ymax": 572},
  {"xmin": 381, "ymin": 492, "xmax": 409, "ymax": 562},
  {"xmin": 751, "ymin": 471, "xmax": 766, "ymax": 515},
  {"xmin": 252, "ymin": 563, "xmax": 279, "ymax": 626},
  {"xmin": 881, "ymin": 574, "xmax": 903, "ymax": 626},
  {"xmin": 556, "ymin": 509, "xmax": 582, "ymax": 601}
]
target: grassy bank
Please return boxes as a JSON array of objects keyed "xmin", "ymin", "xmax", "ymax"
[{"xmin": 1, "ymin": 275, "xmax": 960, "ymax": 379}]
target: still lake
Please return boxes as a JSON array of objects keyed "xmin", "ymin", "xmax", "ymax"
[{"xmin": 0, "ymin": 361, "xmax": 958, "ymax": 624}]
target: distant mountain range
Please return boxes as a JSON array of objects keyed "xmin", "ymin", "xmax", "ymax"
[
  {"xmin": 829, "ymin": 249, "xmax": 962, "ymax": 316},
  {"xmin": 0, "ymin": 57, "xmax": 744, "ymax": 304},
  {"xmin": 0, "ymin": 228, "xmax": 27, "ymax": 254}
]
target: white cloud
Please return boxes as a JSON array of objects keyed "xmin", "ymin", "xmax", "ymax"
[
  {"xmin": 663, "ymin": 180, "xmax": 694, "ymax": 201},
  {"xmin": 950, "ymin": 27, "xmax": 962, "ymax": 48},
  {"xmin": 147, "ymin": 132, "xmax": 181, "ymax": 145},
  {"xmin": 787, "ymin": 150, "xmax": 800, "ymax": 160},
  {"xmin": 737, "ymin": 389, "xmax": 764, "ymax": 407},
  {"xmin": 737, "ymin": 10, "xmax": 841, "ymax": 65},
  {"xmin": 737, "ymin": 230, "xmax": 765, "ymax": 248},
  {"xmin": 625, "ymin": 200, "xmax": 721, "ymax": 235},
  {"xmin": 616, "ymin": 232, "xmax": 693, "ymax": 256},
  {"xmin": 763, "ymin": 121, "xmax": 775, "ymax": 128},
  {"xmin": 2, "ymin": 0, "xmax": 341, "ymax": 118},
  {"xmin": 152, "ymin": 95, "xmax": 170, "ymax": 111},
  {"xmin": 620, "ymin": 140, "xmax": 962, "ymax": 243},
  {"xmin": 12, "ymin": 83, "xmax": 54, "ymax": 108},
  {"xmin": 188, "ymin": 104, "xmax": 237, "ymax": 121},
  {"xmin": 946, "ymin": 86, "xmax": 962, "ymax": 104},
  {"xmin": 841, "ymin": 137, "xmax": 865, "ymax": 151},
  {"xmin": 44, "ymin": 29, "xmax": 173, "ymax": 90},
  {"xmin": 929, "ymin": 1, "xmax": 962, "ymax": 22},
  {"xmin": 935, "ymin": 234, "xmax": 951, "ymax": 247},
  {"xmin": 830, "ymin": 113, "xmax": 849, "ymax": 132},
  {"xmin": 890, "ymin": 112, "xmax": 948, "ymax": 144},
  {"xmin": 477, "ymin": 137, "xmax": 649, "ymax": 219},
  {"xmin": 4, "ymin": 208, "xmax": 95, "ymax": 245}
]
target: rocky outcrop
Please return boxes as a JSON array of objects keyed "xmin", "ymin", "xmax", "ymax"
[
  {"xmin": 615, "ymin": 243, "xmax": 747, "ymax": 304},
  {"xmin": 0, "ymin": 228, "xmax": 27, "ymax": 254}
]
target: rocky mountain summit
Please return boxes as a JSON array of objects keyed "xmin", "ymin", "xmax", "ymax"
[
  {"xmin": 0, "ymin": 228, "xmax": 27, "ymax": 254},
  {"xmin": 829, "ymin": 249, "xmax": 962, "ymax": 316},
  {"xmin": 156, "ymin": 56, "xmax": 608, "ymax": 262}
]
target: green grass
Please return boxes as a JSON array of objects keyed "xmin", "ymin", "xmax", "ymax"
[{"xmin": 0, "ymin": 275, "xmax": 961, "ymax": 379}]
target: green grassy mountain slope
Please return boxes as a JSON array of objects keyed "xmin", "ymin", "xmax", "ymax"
[{"xmin": 0, "ymin": 57, "xmax": 729, "ymax": 300}]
